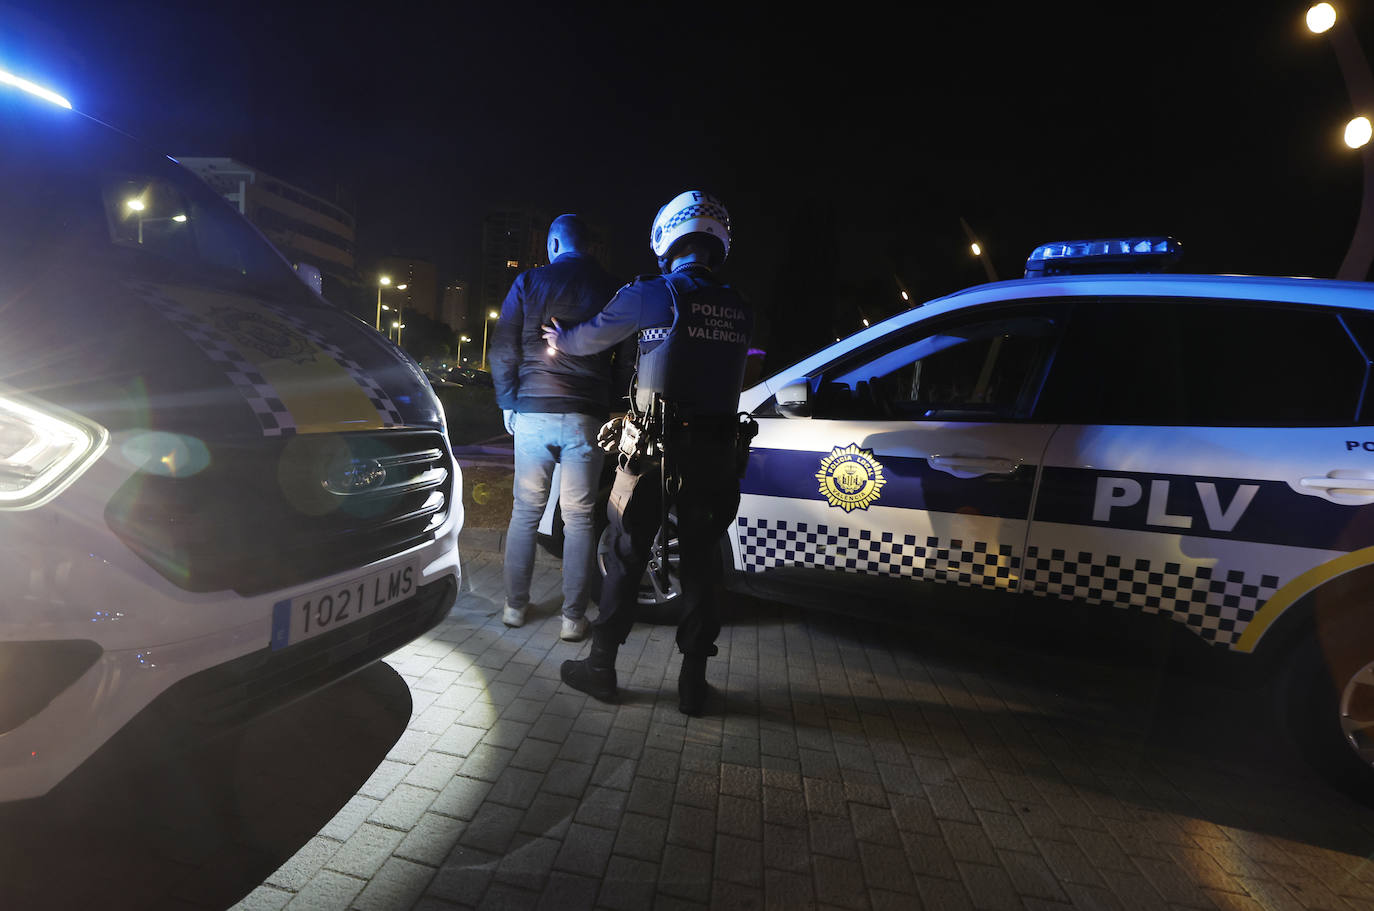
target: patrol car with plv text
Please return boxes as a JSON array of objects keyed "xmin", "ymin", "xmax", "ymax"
[
  {"xmin": 0, "ymin": 71, "xmax": 462, "ymax": 801},
  {"xmin": 613, "ymin": 237, "xmax": 1374, "ymax": 799}
]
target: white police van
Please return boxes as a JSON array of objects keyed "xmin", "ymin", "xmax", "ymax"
[{"xmin": 0, "ymin": 72, "xmax": 462, "ymax": 801}]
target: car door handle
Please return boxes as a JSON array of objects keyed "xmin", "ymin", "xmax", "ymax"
[
  {"xmin": 928, "ymin": 455, "xmax": 1019, "ymax": 478},
  {"xmin": 1301, "ymin": 476, "xmax": 1374, "ymax": 491},
  {"xmin": 1300, "ymin": 474, "xmax": 1374, "ymax": 502}
]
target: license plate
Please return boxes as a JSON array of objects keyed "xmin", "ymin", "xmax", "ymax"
[{"xmin": 270, "ymin": 559, "xmax": 419, "ymax": 650}]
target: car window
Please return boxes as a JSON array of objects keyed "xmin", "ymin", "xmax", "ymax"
[
  {"xmin": 1036, "ymin": 298, "xmax": 1367, "ymax": 426},
  {"xmin": 1332, "ymin": 310, "xmax": 1374, "ymax": 423},
  {"xmin": 808, "ymin": 309, "xmax": 1060, "ymax": 421},
  {"xmin": 2, "ymin": 96, "xmax": 304, "ymax": 298}
]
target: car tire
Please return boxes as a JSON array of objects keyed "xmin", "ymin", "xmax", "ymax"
[
  {"xmin": 1277, "ymin": 613, "xmax": 1374, "ymax": 804},
  {"xmin": 596, "ymin": 519, "xmax": 682, "ymax": 625}
]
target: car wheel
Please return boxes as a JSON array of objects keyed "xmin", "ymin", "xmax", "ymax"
[
  {"xmin": 1278, "ymin": 614, "xmax": 1374, "ymax": 803},
  {"xmin": 596, "ymin": 516, "xmax": 681, "ymax": 625}
]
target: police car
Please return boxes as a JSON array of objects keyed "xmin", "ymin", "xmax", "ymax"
[
  {"xmin": 585, "ymin": 237, "xmax": 1374, "ymax": 797},
  {"xmin": 0, "ymin": 72, "xmax": 462, "ymax": 801}
]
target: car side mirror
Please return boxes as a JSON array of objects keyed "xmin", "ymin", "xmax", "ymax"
[{"xmin": 776, "ymin": 380, "xmax": 812, "ymax": 418}]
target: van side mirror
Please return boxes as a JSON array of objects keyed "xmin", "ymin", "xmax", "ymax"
[{"xmin": 776, "ymin": 380, "xmax": 811, "ymax": 418}]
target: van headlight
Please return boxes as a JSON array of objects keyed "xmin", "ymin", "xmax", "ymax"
[{"xmin": 0, "ymin": 393, "xmax": 108, "ymax": 510}]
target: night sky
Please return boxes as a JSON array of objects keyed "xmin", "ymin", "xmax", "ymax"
[{"xmin": 8, "ymin": 1, "xmax": 1374, "ymax": 360}]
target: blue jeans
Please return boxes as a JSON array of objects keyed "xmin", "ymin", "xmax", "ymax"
[{"xmin": 504, "ymin": 411, "xmax": 604, "ymax": 619}]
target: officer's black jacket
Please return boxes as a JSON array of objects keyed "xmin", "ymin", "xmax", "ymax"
[
  {"xmin": 489, "ymin": 252, "xmax": 631, "ymax": 418},
  {"xmin": 557, "ymin": 262, "xmax": 753, "ymax": 417}
]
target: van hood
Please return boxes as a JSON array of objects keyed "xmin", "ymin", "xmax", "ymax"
[{"xmin": 3, "ymin": 270, "xmax": 442, "ymax": 441}]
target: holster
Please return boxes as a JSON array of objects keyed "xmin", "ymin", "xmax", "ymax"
[{"xmin": 617, "ymin": 413, "xmax": 658, "ymax": 473}]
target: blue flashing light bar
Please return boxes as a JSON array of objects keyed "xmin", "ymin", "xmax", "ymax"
[
  {"xmin": 0, "ymin": 67, "xmax": 71, "ymax": 109},
  {"xmin": 1025, "ymin": 236, "xmax": 1181, "ymax": 278}
]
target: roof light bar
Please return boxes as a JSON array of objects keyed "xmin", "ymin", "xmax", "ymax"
[
  {"xmin": 1025, "ymin": 236, "xmax": 1181, "ymax": 278},
  {"xmin": 0, "ymin": 67, "xmax": 71, "ymax": 109}
]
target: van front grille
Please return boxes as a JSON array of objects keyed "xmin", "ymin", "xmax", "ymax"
[{"xmin": 105, "ymin": 429, "xmax": 452, "ymax": 596}]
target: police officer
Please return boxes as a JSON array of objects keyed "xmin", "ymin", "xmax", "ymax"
[{"xmin": 542, "ymin": 190, "xmax": 753, "ymax": 715}]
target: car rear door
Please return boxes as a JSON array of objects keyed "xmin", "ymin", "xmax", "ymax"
[{"xmin": 1025, "ymin": 296, "xmax": 1374, "ymax": 649}]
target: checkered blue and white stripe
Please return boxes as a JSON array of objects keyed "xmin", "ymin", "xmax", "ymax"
[
  {"xmin": 736, "ymin": 516, "xmax": 1282, "ymax": 646},
  {"xmin": 736, "ymin": 517, "xmax": 1018, "ymax": 591},
  {"xmin": 1022, "ymin": 546, "xmax": 1280, "ymax": 646},
  {"xmin": 661, "ymin": 202, "xmax": 729, "ymax": 233},
  {"xmin": 133, "ymin": 282, "xmax": 404, "ymax": 435},
  {"xmin": 133, "ymin": 282, "xmax": 299, "ymax": 436},
  {"xmin": 257, "ymin": 301, "xmax": 404, "ymax": 427}
]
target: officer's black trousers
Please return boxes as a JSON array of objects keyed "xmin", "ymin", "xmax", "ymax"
[{"xmin": 595, "ymin": 435, "xmax": 740, "ymax": 658}]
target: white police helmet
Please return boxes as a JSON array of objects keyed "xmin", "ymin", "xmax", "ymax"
[{"xmin": 650, "ymin": 190, "xmax": 731, "ymax": 267}]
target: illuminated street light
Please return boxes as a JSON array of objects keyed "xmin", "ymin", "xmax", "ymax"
[
  {"xmin": 900, "ymin": 290, "xmax": 910, "ymax": 302},
  {"xmin": 481, "ymin": 309, "xmax": 499, "ymax": 370},
  {"xmin": 375, "ymin": 275, "xmax": 391, "ymax": 331},
  {"xmin": 457, "ymin": 334, "xmax": 471, "ymax": 364},
  {"xmin": 125, "ymin": 198, "xmax": 149, "ymax": 243},
  {"xmin": 959, "ymin": 216, "xmax": 999, "ymax": 282},
  {"xmin": 1306, "ymin": 3, "xmax": 1374, "ymax": 278},
  {"xmin": 1348, "ymin": 115, "xmax": 1373, "ymax": 148},
  {"xmin": 1307, "ymin": 2, "xmax": 1336, "ymax": 34}
]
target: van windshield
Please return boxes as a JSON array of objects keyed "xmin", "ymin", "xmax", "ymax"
[{"xmin": 0, "ymin": 93, "xmax": 305, "ymax": 300}]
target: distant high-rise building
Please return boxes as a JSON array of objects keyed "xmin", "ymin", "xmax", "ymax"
[
  {"xmin": 175, "ymin": 157, "xmax": 357, "ymax": 303},
  {"xmin": 480, "ymin": 210, "xmax": 549, "ymax": 321},
  {"xmin": 441, "ymin": 280, "xmax": 469, "ymax": 332},
  {"xmin": 377, "ymin": 257, "xmax": 439, "ymax": 323}
]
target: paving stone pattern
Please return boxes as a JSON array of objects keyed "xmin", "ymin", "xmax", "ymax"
[{"xmin": 233, "ymin": 548, "xmax": 1374, "ymax": 910}]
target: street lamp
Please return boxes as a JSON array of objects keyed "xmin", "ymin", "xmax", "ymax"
[
  {"xmin": 125, "ymin": 199, "xmax": 187, "ymax": 244},
  {"xmin": 1348, "ymin": 116, "xmax": 1373, "ymax": 149},
  {"xmin": 481, "ymin": 309, "xmax": 499, "ymax": 370},
  {"xmin": 960, "ymin": 216, "xmax": 999, "ymax": 282},
  {"xmin": 456, "ymin": 334, "xmax": 471, "ymax": 364},
  {"xmin": 125, "ymin": 198, "xmax": 146, "ymax": 243},
  {"xmin": 1307, "ymin": 2, "xmax": 1374, "ymax": 279},
  {"xmin": 375, "ymin": 275, "xmax": 391, "ymax": 330},
  {"xmin": 390, "ymin": 284, "xmax": 409, "ymax": 346}
]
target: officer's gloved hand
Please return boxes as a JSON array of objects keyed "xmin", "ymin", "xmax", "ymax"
[
  {"xmin": 503, "ymin": 409, "xmax": 516, "ymax": 435},
  {"xmin": 597, "ymin": 416, "xmax": 623, "ymax": 453}
]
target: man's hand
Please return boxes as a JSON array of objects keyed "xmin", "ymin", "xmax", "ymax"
[
  {"xmin": 541, "ymin": 317, "xmax": 563, "ymax": 352},
  {"xmin": 597, "ymin": 415, "xmax": 624, "ymax": 454},
  {"xmin": 503, "ymin": 409, "xmax": 516, "ymax": 435}
]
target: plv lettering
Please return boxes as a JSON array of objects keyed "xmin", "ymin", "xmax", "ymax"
[{"xmin": 1092, "ymin": 477, "xmax": 1260, "ymax": 532}]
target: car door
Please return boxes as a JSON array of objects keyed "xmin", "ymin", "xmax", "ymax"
[
  {"xmin": 732, "ymin": 302, "xmax": 1063, "ymax": 603},
  {"xmin": 1025, "ymin": 296, "xmax": 1374, "ymax": 649}
]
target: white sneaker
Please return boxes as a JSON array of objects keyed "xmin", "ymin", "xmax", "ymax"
[
  {"xmin": 560, "ymin": 616, "xmax": 589, "ymax": 641},
  {"xmin": 503, "ymin": 605, "xmax": 526, "ymax": 628}
]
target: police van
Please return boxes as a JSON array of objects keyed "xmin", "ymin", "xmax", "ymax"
[
  {"xmin": 716, "ymin": 236, "xmax": 1374, "ymax": 796},
  {"xmin": 0, "ymin": 72, "xmax": 462, "ymax": 801}
]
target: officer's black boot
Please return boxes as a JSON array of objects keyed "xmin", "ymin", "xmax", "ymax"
[
  {"xmin": 561, "ymin": 632, "xmax": 619, "ymax": 703},
  {"xmin": 678, "ymin": 654, "xmax": 709, "ymax": 716}
]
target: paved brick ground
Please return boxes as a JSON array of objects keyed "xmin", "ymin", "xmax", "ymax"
[{"xmin": 226, "ymin": 534, "xmax": 1374, "ymax": 911}]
